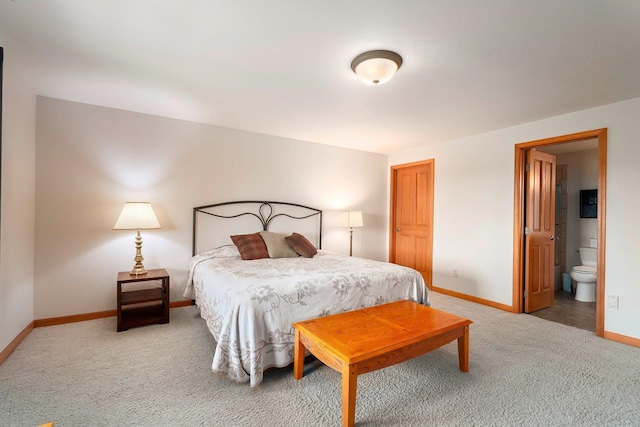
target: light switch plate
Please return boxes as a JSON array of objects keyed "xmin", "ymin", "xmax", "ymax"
[{"xmin": 607, "ymin": 295, "xmax": 619, "ymax": 309}]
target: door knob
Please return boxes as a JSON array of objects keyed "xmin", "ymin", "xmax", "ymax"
[
  {"xmin": 550, "ymin": 235, "xmax": 555, "ymax": 240},
  {"xmin": 396, "ymin": 228, "xmax": 401, "ymax": 232}
]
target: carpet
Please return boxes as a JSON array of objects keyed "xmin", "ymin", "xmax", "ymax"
[{"xmin": 1, "ymin": 292, "xmax": 639, "ymax": 426}]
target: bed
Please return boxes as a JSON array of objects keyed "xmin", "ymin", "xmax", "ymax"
[{"xmin": 185, "ymin": 201, "xmax": 429, "ymax": 387}]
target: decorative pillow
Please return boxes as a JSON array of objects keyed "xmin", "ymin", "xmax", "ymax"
[
  {"xmin": 285, "ymin": 233, "xmax": 317, "ymax": 258},
  {"xmin": 230, "ymin": 233, "xmax": 269, "ymax": 260},
  {"xmin": 259, "ymin": 231, "xmax": 300, "ymax": 258}
]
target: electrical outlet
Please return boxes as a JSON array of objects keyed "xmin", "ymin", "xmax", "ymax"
[
  {"xmin": 607, "ymin": 295, "xmax": 619, "ymax": 309},
  {"xmin": 453, "ymin": 269, "xmax": 458, "ymax": 278}
]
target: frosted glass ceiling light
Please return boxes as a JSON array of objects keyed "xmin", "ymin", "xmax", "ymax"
[{"xmin": 351, "ymin": 50, "xmax": 403, "ymax": 85}]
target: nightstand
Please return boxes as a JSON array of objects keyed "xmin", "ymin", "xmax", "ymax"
[{"xmin": 117, "ymin": 268, "xmax": 170, "ymax": 332}]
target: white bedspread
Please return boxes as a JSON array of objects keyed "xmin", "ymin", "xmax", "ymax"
[{"xmin": 185, "ymin": 247, "xmax": 429, "ymax": 387}]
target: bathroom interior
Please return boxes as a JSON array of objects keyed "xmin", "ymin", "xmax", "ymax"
[{"xmin": 528, "ymin": 139, "xmax": 598, "ymax": 332}]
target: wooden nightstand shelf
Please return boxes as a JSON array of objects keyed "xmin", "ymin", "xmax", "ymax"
[{"xmin": 117, "ymin": 268, "xmax": 170, "ymax": 332}]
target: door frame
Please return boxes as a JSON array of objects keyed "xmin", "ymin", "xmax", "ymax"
[
  {"xmin": 389, "ymin": 159, "xmax": 434, "ymax": 289},
  {"xmin": 512, "ymin": 128, "xmax": 607, "ymax": 337},
  {"xmin": 0, "ymin": 47, "xmax": 3, "ymax": 238}
]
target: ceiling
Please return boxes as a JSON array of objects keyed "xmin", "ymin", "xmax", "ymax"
[{"xmin": 1, "ymin": 1, "xmax": 639, "ymax": 154}]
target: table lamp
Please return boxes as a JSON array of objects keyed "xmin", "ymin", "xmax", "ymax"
[{"xmin": 113, "ymin": 202, "xmax": 161, "ymax": 276}]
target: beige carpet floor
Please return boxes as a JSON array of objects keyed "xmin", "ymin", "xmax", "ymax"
[{"xmin": 1, "ymin": 292, "xmax": 639, "ymax": 426}]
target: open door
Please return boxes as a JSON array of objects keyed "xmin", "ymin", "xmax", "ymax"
[
  {"xmin": 514, "ymin": 129, "xmax": 606, "ymax": 336},
  {"xmin": 524, "ymin": 149, "xmax": 556, "ymax": 312}
]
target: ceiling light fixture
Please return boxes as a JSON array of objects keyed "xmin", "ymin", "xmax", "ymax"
[{"xmin": 351, "ymin": 50, "xmax": 403, "ymax": 86}]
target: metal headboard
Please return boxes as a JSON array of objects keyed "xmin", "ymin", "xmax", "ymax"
[{"xmin": 192, "ymin": 201, "xmax": 323, "ymax": 256}]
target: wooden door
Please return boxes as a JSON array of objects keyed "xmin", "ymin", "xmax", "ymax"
[
  {"xmin": 524, "ymin": 150, "xmax": 556, "ymax": 312},
  {"xmin": 390, "ymin": 160, "xmax": 434, "ymax": 287}
]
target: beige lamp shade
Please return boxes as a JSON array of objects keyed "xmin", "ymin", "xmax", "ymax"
[
  {"xmin": 338, "ymin": 210, "xmax": 364, "ymax": 228},
  {"xmin": 113, "ymin": 202, "xmax": 161, "ymax": 230}
]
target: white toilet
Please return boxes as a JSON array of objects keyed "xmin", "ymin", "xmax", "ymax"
[{"xmin": 570, "ymin": 247, "xmax": 597, "ymax": 302}]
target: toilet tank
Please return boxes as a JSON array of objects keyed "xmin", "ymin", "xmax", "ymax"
[{"xmin": 579, "ymin": 247, "xmax": 597, "ymax": 267}]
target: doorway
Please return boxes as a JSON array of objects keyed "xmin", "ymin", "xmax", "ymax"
[{"xmin": 513, "ymin": 129, "xmax": 606, "ymax": 337}]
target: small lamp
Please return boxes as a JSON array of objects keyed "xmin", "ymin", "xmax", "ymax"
[
  {"xmin": 113, "ymin": 202, "xmax": 161, "ymax": 276},
  {"xmin": 338, "ymin": 210, "xmax": 364, "ymax": 256}
]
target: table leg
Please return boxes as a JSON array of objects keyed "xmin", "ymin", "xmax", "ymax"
[
  {"xmin": 341, "ymin": 364, "xmax": 357, "ymax": 427},
  {"xmin": 293, "ymin": 329, "xmax": 305, "ymax": 380},
  {"xmin": 457, "ymin": 324, "xmax": 470, "ymax": 372}
]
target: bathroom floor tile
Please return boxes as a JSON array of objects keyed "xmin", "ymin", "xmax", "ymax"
[{"xmin": 528, "ymin": 289, "xmax": 596, "ymax": 332}]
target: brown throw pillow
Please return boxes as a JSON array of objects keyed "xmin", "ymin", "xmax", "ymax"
[
  {"xmin": 230, "ymin": 233, "xmax": 269, "ymax": 260},
  {"xmin": 285, "ymin": 233, "xmax": 317, "ymax": 258}
]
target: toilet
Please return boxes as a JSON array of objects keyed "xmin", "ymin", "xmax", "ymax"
[{"xmin": 570, "ymin": 247, "xmax": 597, "ymax": 302}]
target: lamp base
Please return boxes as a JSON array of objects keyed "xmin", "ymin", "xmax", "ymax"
[
  {"xmin": 130, "ymin": 266, "xmax": 148, "ymax": 276},
  {"xmin": 129, "ymin": 230, "xmax": 148, "ymax": 276},
  {"xmin": 349, "ymin": 229, "xmax": 354, "ymax": 257}
]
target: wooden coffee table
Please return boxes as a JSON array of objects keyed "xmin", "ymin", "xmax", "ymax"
[{"xmin": 292, "ymin": 300, "xmax": 472, "ymax": 427}]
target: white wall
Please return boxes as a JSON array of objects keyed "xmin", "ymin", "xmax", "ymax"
[
  {"xmin": 34, "ymin": 97, "xmax": 388, "ymax": 319},
  {"xmin": 390, "ymin": 135, "xmax": 516, "ymax": 305},
  {"xmin": 389, "ymin": 96, "xmax": 640, "ymax": 340},
  {"xmin": 0, "ymin": 46, "xmax": 37, "ymax": 351},
  {"xmin": 556, "ymin": 149, "xmax": 599, "ymax": 271}
]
